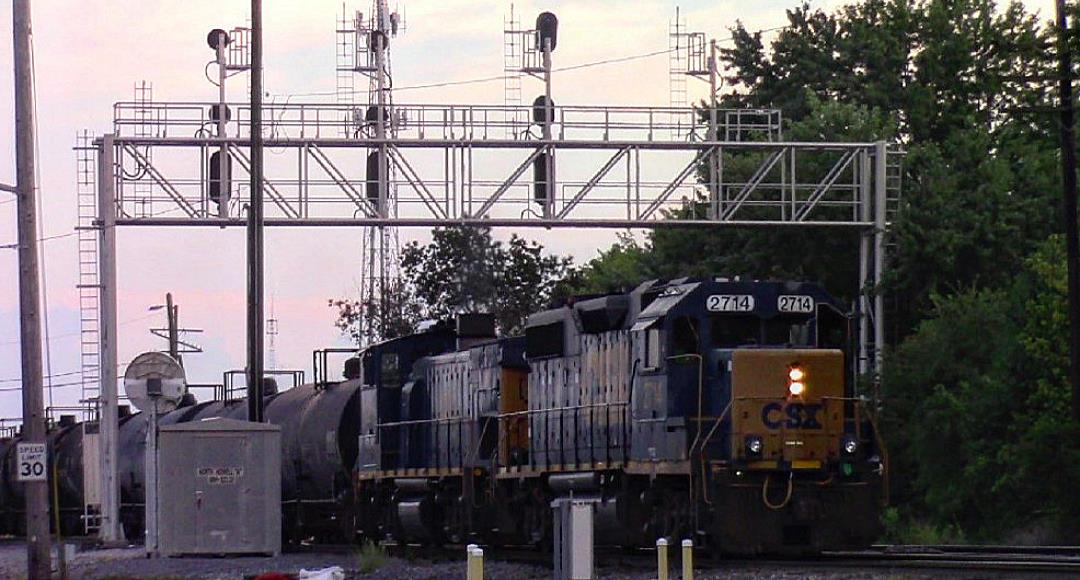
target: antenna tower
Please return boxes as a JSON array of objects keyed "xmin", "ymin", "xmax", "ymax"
[
  {"xmin": 336, "ymin": 1, "xmax": 404, "ymax": 344},
  {"xmin": 267, "ymin": 297, "xmax": 278, "ymax": 371}
]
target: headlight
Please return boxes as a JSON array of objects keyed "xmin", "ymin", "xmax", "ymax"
[
  {"xmin": 745, "ymin": 435, "xmax": 764, "ymax": 457},
  {"xmin": 787, "ymin": 364, "xmax": 806, "ymax": 397},
  {"xmin": 841, "ymin": 434, "xmax": 858, "ymax": 455}
]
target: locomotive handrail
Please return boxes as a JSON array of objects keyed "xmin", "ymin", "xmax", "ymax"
[
  {"xmin": 698, "ymin": 400, "xmax": 733, "ymax": 505},
  {"xmin": 668, "ymin": 353, "xmax": 704, "ymax": 509},
  {"xmin": 374, "ymin": 401, "xmax": 631, "ymax": 429}
]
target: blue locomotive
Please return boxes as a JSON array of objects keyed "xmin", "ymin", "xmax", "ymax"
[
  {"xmin": 0, "ymin": 277, "xmax": 884, "ymax": 554},
  {"xmin": 354, "ymin": 277, "xmax": 885, "ymax": 553}
]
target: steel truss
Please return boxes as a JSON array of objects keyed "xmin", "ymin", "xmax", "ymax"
[
  {"xmin": 82, "ymin": 99, "xmax": 898, "ymax": 546},
  {"xmin": 89, "ymin": 99, "xmax": 897, "ymax": 371}
]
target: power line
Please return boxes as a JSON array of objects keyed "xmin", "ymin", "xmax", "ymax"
[
  {"xmin": 272, "ymin": 23, "xmax": 790, "ymax": 100},
  {"xmin": 0, "ymin": 370, "xmax": 81, "ymax": 384},
  {"xmin": 0, "ymin": 230, "xmax": 77, "ymax": 250},
  {"xmin": 0, "ymin": 379, "xmax": 83, "ymax": 393},
  {"xmin": 0, "ymin": 311, "xmax": 159, "ymax": 347}
]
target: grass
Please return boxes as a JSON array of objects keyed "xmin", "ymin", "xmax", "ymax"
[
  {"xmin": 881, "ymin": 507, "xmax": 967, "ymax": 545},
  {"xmin": 354, "ymin": 541, "xmax": 390, "ymax": 574}
]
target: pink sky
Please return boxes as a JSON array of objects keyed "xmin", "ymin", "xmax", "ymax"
[{"xmin": 0, "ymin": 0, "xmax": 1057, "ymax": 418}]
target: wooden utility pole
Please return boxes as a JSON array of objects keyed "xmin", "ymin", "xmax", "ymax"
[
  {"xmin": 166, "ymin": 292, "xmax": 179, "ymax": 361},
  {"xmin": 13, "ymin": 0, "xmax": 53, "ymax": 576},
  {"xmin": 247, "ymin": 0, "xmax": 266, "ymax": 422},
  {"xmin": 1056, "ymin": 0, "xmax": 1080, "ymax": 424}
]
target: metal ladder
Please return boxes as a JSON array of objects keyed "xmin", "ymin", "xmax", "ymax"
[
  {"xmin": 75, "ymin": 130, "xmax": 103, "ymax": 536},
  {"xmin": 335, "ymin": 7, "xmax": 359, "ymax": 137},
  {"xmin": 503, "ymin": 6, "xmax": 523, "ymax": 139},
  {"xmin": 884, "ymin": 149, "xmax": 904, "ymax": 232},
  {"xmin": 668, "ymin": 12, "xmax": 689, "ymax": 139}
]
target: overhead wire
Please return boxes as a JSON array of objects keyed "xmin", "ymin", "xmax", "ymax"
[
  {"xmin": 269, "ymin": 22, "xmax": 789, "ymax": 100},
  {"xmin": 0, "ymin": 310, "xmax": 159, "ymax": 356}
]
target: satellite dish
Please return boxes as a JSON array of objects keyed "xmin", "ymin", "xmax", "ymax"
[{"xmin": 123, "ymin": 352, "xmax": 186, "ymax": 414}]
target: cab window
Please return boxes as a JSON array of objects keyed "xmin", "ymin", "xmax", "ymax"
[
  {"xmin": 711, "ymin": 315, "xmax": 759, "ymax": 348},
  {"xmin": 764, "ymin": 316, "xmax": 812, "ymax": 346},
  {"xmin": 672, "ymin": 316, "xmax": 700, "ymax": 355},
  {"xmin": 645, "ymin": 327, "xmax": 662, "ymax": 369}
]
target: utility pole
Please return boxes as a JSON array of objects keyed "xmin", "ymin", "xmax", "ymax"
[
  {"xmin": 13, "ymin": 0, "xmax": 52, "ymax": 576},
  {"xmin": 1056, "ymin": 0, "xmax": 1080, "ymax": 424},
  {"xmin": 247, "ymin": 0, "xmax": 265, "ymax": 422},
  {"xmin": 708, "ymin": 38, "xmax": 719, "ymax": 218},
  {"xmin": 166, "ymin": 292, "xmax": 178, "ymax": 361}
]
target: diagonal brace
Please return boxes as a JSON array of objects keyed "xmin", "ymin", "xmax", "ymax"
[
  {"xmin": 122, "ymin": 144, "xmax": 199, "ymax": 218},
  {"xmin": 474, "ymin": 147, "xmax": 545, "ymax": 218},
  {"xmin": 794, "ymin": 149, "xmax": 857, "ymax": 221},
  {"xmin": 388, "ymin": 146, "xmax": 447, "ymax": 219},
  {"xmin": 557, "ymin": 147, "xmax": 629, "ymax": 219},
  {"xmin": 638, "ymin": 146, "xmax": 715, "ymax": 221},
  {"xmin": 721, "ymin": 148, "xmax": 786, "ymax": 221},
  {"xmin": 307, "ymin": 144, "xmax": 377, "ymax": 217},
  {"xmin": 227, "ymin": 145, "xmax": 301, "ymax": 219}
]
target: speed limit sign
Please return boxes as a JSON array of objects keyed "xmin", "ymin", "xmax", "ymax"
[{"xmin": 16, "ymin": 442, "xmax": 46, "ymax": 482}]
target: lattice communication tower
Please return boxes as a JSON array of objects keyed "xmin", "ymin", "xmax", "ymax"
[{"xmin": 337, "ymin": 1, "xmax": 405, "ymax": 344}]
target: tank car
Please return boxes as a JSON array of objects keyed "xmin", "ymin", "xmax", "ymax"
[
  {"xmin": 354, "ymin": 278, "xmax": 885, "ymax": 554},
  {"xmin": 113, "ymin": 379, "xmax": 364, "ymax": 543}
]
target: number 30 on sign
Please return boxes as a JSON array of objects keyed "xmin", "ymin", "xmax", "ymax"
[{"xmin": 16, "ymin": 442, "xmax": 46, "ymax": 482}]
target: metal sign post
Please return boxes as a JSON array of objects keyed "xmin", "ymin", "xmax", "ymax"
[
  {"xmin": 123, "ymin": 352, "xmax": 185, "ymax": 556},
  {"xmin": 145, "ymin": 408, "xmax": 160, "ymax": 555}
]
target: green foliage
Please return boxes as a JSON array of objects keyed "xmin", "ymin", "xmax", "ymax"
[
  {"xmin": 884, "ymin": 237, "xmax": 1080, "ymax": 539},
  {"xmin": 881, "ymin": 506, "xmax": 967, "ymax": 545},
  {"xmin": 355, "ymin": 540, "xmax": 390, "ymax": 574},
  {"xmin": 570, "ymin": 0, "xmax": 1078, "ymax": 542},
  {"xmin": 332, "ymin": 226, "xmax": 572, "ymax": 342},
  {"xmin": 567, "ymin": 233, "xmax": 655, "ymax": 294}
]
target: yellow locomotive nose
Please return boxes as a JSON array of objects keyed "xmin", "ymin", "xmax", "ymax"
[{"xmin": 730, "ymin": 349, "xmax": 844, "ymax": 467}]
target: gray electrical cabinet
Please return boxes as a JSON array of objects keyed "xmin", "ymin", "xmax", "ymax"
[
  {"xmin": 158, "ymin": 418, "xmax": 281, "ymax": 556},
  {"xmin": 552, "ymin": 498, "xmax": 598, "ymax": 580}
]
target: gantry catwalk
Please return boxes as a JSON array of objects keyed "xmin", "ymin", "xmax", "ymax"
[{"xmin": 75, "ymin": 8, "xmax": 902, "ymax": 541}]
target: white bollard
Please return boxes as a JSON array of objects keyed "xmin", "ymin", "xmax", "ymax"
[
  {"xmin": 656, "ymin": 538, "xmax": 669, "ymax": 580},
  {"xmin": 467, "ymin": 546, "xmax": 484, "ymax": 580},
  {"xmin": 681, "ymin": 539, "xmax": 693, "ymax": 580}
]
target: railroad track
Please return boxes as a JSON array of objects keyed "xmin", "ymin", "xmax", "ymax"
[
  {"xmin": 820, "ymin": 545, "xmax": 1080, "ymax": 574},
  {"xmin": 384, "ymin": 541, "xmax": 1080, "ymax": 575},
  {"xmin": 293, "ymin": 541, "xmax": 1080, "ymax": 575}
]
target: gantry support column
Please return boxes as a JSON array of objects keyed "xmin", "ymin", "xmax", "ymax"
[{"xmin": 97, "ymin": 134, "xmax": 121, "ymax": 542}]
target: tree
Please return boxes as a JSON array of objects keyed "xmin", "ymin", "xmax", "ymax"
[
  {"xmin": 883, "ymin": 237, "xmax": 1080, "ymax": 539},
  {"xmin": 571, "ymin": 0, "xmax": 1072, "ymax": 540},
  {"xmin": 331, "ymin": 226, "xmax": 572, "ymax": 343}
]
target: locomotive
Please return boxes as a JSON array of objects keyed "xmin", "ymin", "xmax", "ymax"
[
  {"xmin": 0, "ymin": 276, "xmax": 884, "ymax": 554},
  {"xmin": 355, "ymin": 277, "xmax": 885, "ymax": 553}
]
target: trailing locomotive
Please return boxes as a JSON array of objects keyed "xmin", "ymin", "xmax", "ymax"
[{"xmin": 355, "ymin": 278, "xmax": 885, "ymax": 553}]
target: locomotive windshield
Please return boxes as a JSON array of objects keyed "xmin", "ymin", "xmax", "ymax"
[{"xmin": 711, "ymin": 314, "xmax": 814, "ymax": 348}]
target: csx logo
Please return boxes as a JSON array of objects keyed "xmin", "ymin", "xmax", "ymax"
[{"xmin": 761, "ymin": 402, "xmax": 824, "ymax": 430}]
